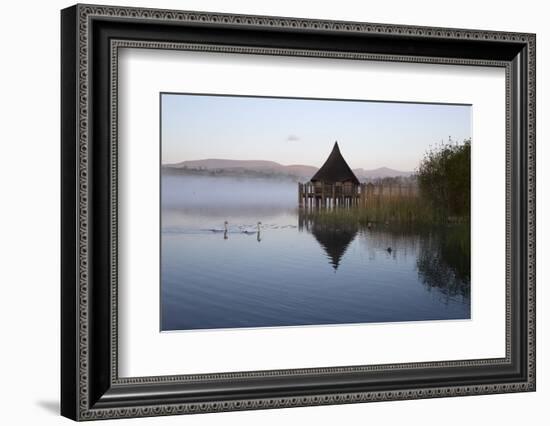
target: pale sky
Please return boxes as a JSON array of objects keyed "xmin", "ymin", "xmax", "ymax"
[{"xmin": 161, "ymin": 93, "xmax": 471, "ymax": 171}]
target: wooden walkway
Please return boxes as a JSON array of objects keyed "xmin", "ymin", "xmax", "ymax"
[{"xmin": 298, "ymin": 182, "xmax": 418, "ymax": 209}]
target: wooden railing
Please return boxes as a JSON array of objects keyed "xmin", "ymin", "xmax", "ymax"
[{"xmin": 298, "ymin": 182, "xmax": 418, "ymax": 209}]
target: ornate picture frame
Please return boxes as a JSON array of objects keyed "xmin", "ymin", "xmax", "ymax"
[{"xmin": 61, "ymin": 4, "xmax": 535, "ymax": 421}]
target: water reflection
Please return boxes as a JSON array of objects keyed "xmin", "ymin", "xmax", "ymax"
[
  {"xmin": 298, "ymin": 211, "xmax": 470, "ymax": 302},
  {"xmin": 416, "ymin": 225, "xmax": 470, "ymax": 299},
  {"xmin": 161, "ymin": 175, "xmax": 470, "ymax": 330},
  {"xmin": 299, "ymin": 212, "xmax": 358, "ymax": 270}
]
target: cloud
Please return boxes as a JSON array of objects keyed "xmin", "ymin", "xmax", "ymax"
[{"xmin": 286, "ymin": 134, "xmax": 300, "ymax": 142}]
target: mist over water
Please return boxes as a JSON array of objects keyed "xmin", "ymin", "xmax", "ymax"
[
  {"xmin": 162, "ymin": 175, "xmax": 297, "ymax": 209},
  {"xmin": 161, "ymin": 174, "xmax": 470, "ymax": 331}
]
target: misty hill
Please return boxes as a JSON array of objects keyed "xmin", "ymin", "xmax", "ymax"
[
  {"xmin": 353, "ymin": 167, "xmax": 414, "ymax": 180},
  {"xmin": 163, "ymin": 159, "xmax": 413, "ymax": 181}
]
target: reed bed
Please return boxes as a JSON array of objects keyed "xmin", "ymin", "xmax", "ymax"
[{"xmin": 300, "ymin": 196, "xmax": 468, "ymax": 227}]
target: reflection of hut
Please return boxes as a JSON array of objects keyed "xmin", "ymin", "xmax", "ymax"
[
  {"xmin": 298, "ymin": 141, "xmax": 361, "ymax": 208},
  {"xmin": 298, "ymin": 211, "xmax": 358, "ymax": 270},
  {"xmin": 312, "ymin": 225, "xmax": 358, "ymax": 270}
]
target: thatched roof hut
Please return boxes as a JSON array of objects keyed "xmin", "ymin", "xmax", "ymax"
[{"xmin": 310, "ymin": 141, "xmax": 359, "ymax": 185}]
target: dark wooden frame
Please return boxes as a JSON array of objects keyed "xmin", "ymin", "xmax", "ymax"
[{"xmin": 61, "ymin": 4, "xmax": 536, "ymax": 421}]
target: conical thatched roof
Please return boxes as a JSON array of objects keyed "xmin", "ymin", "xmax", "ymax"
[{"xmin": 310, "ymin": 142, "xmax": 359, "ymax": 185}]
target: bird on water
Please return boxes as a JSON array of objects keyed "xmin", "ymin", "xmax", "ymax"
[
  {"xmin": 242, "ymin": 222, "xmax": 262, "ymax": 235},
  {"xmin": 209, "ymin": 221, "xmax": 228, "ymax": 233}
]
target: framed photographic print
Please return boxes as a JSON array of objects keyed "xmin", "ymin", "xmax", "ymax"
[{"xmin": 61, "ymin": 4, "xmax": 536, "ymax": 421}]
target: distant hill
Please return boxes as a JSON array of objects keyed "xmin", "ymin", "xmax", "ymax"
[
  {"xmin": 353, "ymin": 167, "xmax": 414, "ymax": 180},
  {"xmin": 171, "ymin": 159, "xmax": 283, "ymax": 171},
  {"xmin": 164, "ymin": 159, "xmax": 413, "ymax": 181}
]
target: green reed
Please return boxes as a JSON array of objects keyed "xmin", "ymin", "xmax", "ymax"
[{"xmin": 300, "ymin": 196, "xmax": 468, "ymax": 227}]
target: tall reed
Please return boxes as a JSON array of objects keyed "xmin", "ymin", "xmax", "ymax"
[{"xmin": 301, "ymin": 196, "xmax": 467, "ymax": 226}]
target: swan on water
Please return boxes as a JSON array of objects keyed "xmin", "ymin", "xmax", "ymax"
[
  {"xmin": 209, "ymin": 221, "xmax": 228, "ymax": 233},
  {"xmin": 242, "ymin": 222, "xmax": 262, "ymax": 235}
]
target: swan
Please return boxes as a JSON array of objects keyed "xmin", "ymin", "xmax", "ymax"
[
  {"xmin": 242, "ymin": 222, "xmax": 262, "ymax": 235},
  {"xmin": 209, "ymin": 221, "xmax": 228, "ymax": 233}
]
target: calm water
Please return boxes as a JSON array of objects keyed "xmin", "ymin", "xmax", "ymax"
[{"xmin": 161, "ymin": 175, "xmax": 471, "ymax": 331}]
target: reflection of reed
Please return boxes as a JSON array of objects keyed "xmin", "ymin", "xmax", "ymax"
[
  {"xmin": 359, "ymin": 224, "xmax": 470, "ymax": 300},
  {"xmin": 357, "ymin": 226, "xmax": 420, "ymax": 262},
  {"xmin": 299, "ymin": 209, "xmax": 470, "ymax": 301},
  {"xmin": 416, "ymin": 226, "xmax": 471, "ymax": 300}
]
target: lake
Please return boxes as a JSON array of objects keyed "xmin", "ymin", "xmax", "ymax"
[{"xmin": 161, "ymin": 174, "xmax": 471, "ymax": 331}]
